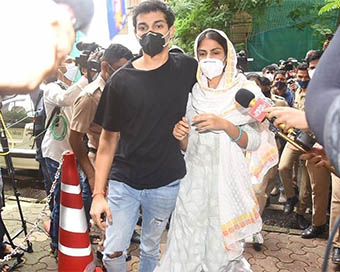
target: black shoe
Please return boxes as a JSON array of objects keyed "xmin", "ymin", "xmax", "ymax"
[
  {"xmin": 333, "ymin": 247, "xmax": 340, "ymax": 264},
  {"xmin": 283, "ymin": 197, "xmax": 298, "ymax": 215},
  {"xmin": 296, "ymin": 214, "xmax": 310, "ymax": 230},
  {"xmin": 96, "ymin": 250, "xmax": 103, "ymax": 260},
  {"xmin": 253, "ymin": 243, "xmax": 262, "ymax": 252},
  {"xmin": 301, "ymin": 225, "xmax": 326, "ymax": 239},
  {"xmin": 131, "ymin": 230, "xmax": 141, "ymax": 244}
]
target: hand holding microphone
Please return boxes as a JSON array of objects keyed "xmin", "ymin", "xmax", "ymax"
[
  {"xmin": 264, "ymin": 107, "xmax": 309, "ymax": 132},
  {"xmin": 235, "ymin": 88, "xmax": 338, "ymax": 175},
  {"xmin": 235, "ymin": 88, "xmax": 314, "ymax": 152}
]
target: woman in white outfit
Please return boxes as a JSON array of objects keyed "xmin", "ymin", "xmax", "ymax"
[{"xmin": 154, "ymin": 29, "xmax": 278, "ymax": 272}]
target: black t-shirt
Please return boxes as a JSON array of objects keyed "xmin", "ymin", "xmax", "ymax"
[{"xmin": 94, "ymin": 53, "xmax": 197, "ymax": 189}]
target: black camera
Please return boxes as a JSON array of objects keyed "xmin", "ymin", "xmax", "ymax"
[
  {"xmin": 293, "ymin": 130, "xmax": 316, "ymax": 151},
  {"xmin": 280, "ymin": 58, "xmax": 297, "ymax": 71},
  {"xmin": 75, "ymin": 42, "xmax": 103, "ymax": 81},
  {"xmin": 236, "ymin": 50, "xmax": 248, "ymax": 72}
]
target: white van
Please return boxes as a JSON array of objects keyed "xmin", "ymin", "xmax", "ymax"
[{"xmin": 0, "ymin": 95, "xmax": 39, "ymax": 170}]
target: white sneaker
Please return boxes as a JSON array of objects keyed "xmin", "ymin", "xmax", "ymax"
[
  {"xmin": 270, "ymin": 186, "xmax": 279, "ymax": 196},
  {"xmin": 278, "ymin": 192, "xmax": 287, "ymax": 203},
  {"xmin": 244, "ymin": 233, "xmax": 264, "ymax": 244}
]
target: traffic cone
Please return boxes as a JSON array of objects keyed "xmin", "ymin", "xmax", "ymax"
[{"xmin": 58, "ymin": 152, "xmax": 95, "ymax": 272}]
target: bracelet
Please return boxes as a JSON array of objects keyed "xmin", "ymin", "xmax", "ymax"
[
  {"xmin": 230, "ymin": 125, "xmax": 243, "ymax": 143},
  {"xmin": 92, "ymin": 192, "xmax": 106, "ymax": 198}
]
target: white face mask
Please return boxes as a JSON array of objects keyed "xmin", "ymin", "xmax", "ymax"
[
  {"xmin": 199, "ymin": 58, "xmax": 225, "ymax": 80},
  {"xmin": 264, "ymin": 73, "xmax": 274, "ymax": 82},
  {"xmin": 308, "ymin": 69, "xmax": 315, "ymax": 79},
  {"xmin": 64, "ymin": 62, "xmax": 78, "ymax": 82}
]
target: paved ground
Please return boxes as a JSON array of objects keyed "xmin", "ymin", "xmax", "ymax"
[{"xmin": 1, "ymin": 196, "xmax": 340, "ymax": 272}]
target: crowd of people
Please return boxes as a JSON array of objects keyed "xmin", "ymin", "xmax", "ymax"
[
  {"xmin": 247, "ymin": 49, "xmax": 332, "ymax": 237},
  {"xmin": 1, "ymin": 0, "xmax": 340, "ymax": 271}
]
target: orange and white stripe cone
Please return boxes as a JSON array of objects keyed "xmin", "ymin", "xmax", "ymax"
[{"xmin": 58, "ymin": 152, "xmax": 96, "ymax": 272}]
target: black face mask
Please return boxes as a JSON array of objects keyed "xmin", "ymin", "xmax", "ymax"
[
  {"xmin": 138, "ymin": 31, "xmax": 169, "ymax": 57},
  {"xmin": 297, "ymin": 80, "xmax": 310, "ymax": 89},
  {"xmin": 274, "ymin": 81, "xmax": 287, "ymax": 92},
  {"xmin": 263, "ymin": 90, "xmax": 271, "ymax": 98}
]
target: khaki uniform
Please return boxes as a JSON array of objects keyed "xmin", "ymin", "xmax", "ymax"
[
  {"xmin": 253, "ymin": 94, "xmax": 287, "ymax": 214},
  {"xmin": 70, "ymin": 75, "xmax": 106, "ymax": 165},
  {"xmin": 279, "ymin": 88, "xmax": 331, "ymax": 226},
  {"xmin": 330, "ymin": 174, "xmax": 340, "ymax": 247}
]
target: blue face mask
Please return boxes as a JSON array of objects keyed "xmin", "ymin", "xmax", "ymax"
[{"xmin": 297, "ymin": 80, "xmax": 309, "ymax": 89}]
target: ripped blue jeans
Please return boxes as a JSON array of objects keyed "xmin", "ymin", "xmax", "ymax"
[{"xmin": 103, "ymin": 179, "xmax": 180, "ymax": 272}]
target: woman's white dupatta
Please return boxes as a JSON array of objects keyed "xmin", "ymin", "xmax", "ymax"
[{"xmin": 188, "ymin": 29, "xmax": 279, "ymax": 252}]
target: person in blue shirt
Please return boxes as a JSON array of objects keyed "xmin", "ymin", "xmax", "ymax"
[{"xmin": 273, "ymin": 70, "xmax": 294, "ymax": 107}]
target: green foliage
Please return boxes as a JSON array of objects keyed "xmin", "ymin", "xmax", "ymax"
[
  {"xmin": 319, "ymin": 0, "xmax": 340, "ymax": 15},
  {"xmin": 287, "ymin": 1, "xmax": 337, "ymax": 45},
  {"xmin": 168, "ymin": 0, "xmax": 281, "ymax": 56}
]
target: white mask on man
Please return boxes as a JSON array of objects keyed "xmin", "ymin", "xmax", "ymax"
[
  {"xmin": 308, "ymin": 69, "xmax": 315, "ymax": 79},
  {"xmin": 200, "ymin": 58, "xmax": 225, "ymax": 80},
  {"xmin": 264, "ymin": 73, "xmax": 274, "ymax": 82},
  {"xmin": 64, "ymin": 62, "xmax": 78, "ymax": 82}
]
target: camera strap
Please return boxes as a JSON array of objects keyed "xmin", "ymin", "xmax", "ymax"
[{"xmin": 45, "ymin": 106, "xmax": 61, "ymax": 132}]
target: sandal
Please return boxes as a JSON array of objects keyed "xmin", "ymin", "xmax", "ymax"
[
  {"xmin": 0, "ymin": 264, "xmax": 9, "ymax": 272},
  {"xmin": 0, "ymin": 257, "xmax": 24, "ymax": 272},
  {"xmin": 0, "ymin": 244, "xmax": 24, "ymax": 260}
]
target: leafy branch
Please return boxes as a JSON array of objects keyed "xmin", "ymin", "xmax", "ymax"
[{"xmin": 319, "ymin": 0, "xmax": 340, "ymax": 15}]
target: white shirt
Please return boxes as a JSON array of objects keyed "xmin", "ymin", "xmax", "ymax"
[{"xmin": 41, "ymin": 76, "xmax": 88, "ymax": 162}]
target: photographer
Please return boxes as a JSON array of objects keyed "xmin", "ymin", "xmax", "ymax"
[
  {"xmin": 41, "ymin": 56, "xmax": 89, "ymax": 255},
  {"xmin": 280, "ymin": 58, "xmax": 297, "ymax": 79},
  {"xmin": 69, "ymin": 44, "xmax": 133, "ymax": 192}
]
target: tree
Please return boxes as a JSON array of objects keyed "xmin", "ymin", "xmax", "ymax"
[
  {"xmin": 319, "ymin": 0, "xmax": 340, "ymax": 26},
  {"xmin": 287, "ymin": 0, "xmax": 339, "ymax": 46},
  {"xmin": 319, "ymin": 0, "xmax": 340, "ymax": 15},
  {"xmin": 168, "ymin": 0, "xmax": 281, "ymax": 55}
]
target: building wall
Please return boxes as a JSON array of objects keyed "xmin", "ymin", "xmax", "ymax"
[{"xmin": 86, "ymin": 0, "xmax": 143, "ymax": 54}]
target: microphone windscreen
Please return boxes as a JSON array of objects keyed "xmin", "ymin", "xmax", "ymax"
[
  {"xmin": 55, "ymin": 0, "xmax": 94, "ymax": 33},
  {"xmin": 235, "ymin": 88, "xmax": 255, "ymax": 108}
]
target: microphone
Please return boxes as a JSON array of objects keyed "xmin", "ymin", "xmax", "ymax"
[
  {"xmin": 235, "ymin": 88, "xmax": 293, "ymax": 132},
  {"xmin": 235, "ymin": 88, "xmax": 313, "ymax": 152},
  {"xmin": 235, "ymin": 88, "xmax": 338, "ymax": 175},
  {"xmin": 235, "ymin": 88, "xmax": 270, "ymax": 123}
]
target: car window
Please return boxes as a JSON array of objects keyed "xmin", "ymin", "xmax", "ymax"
[
  {"xmin": 2, "ymin": 95, "xmax": 34, "ymax": 128},
  {"xmin": 1, "ymin": 95, "xmax": 35, "ymax": 148}
]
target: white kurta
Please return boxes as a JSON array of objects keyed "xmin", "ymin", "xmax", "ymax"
[
  {"xmin": 155, "ymin": 28, "xmax": 278, "ymax": 272},
  {"xmin": 154, "ymin": 87, "xmax": 262, "ymax": 272}
]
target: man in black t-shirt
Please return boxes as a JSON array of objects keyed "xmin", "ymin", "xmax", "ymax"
[{"xmin": 90, "ymin": 1, "xmax": 197, "ymax": 271}]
